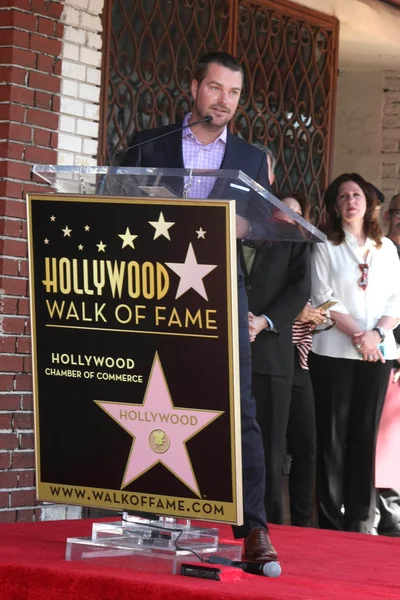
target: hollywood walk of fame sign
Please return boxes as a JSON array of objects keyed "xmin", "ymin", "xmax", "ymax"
[{"xmin": 27, "ymin": 194, "xmax": 242, "ymax": 524}]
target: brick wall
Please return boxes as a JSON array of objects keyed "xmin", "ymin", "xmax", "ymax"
[
  {"xmin": 0, "ymin": 0, "xmax": 65, "ymax": 523},
  {"xmin": 382, "ymin": 70, "xmax": 400, "ymax": 201},
  {"xmin": 0, "ymin": 0, "xmax": 104, "ymax": 523}
]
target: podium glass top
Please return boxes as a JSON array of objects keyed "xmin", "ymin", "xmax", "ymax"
[{"xmin": 32, "ymin": 165, "xmax": 326, "ymax": 243}]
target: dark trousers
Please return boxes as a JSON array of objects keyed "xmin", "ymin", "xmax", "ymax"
[
  {"xmin": 286, "ymin": 350, "xmax": 317, "ymax": 526},
  {"xmin": 252, "ymin": 372, "xmax": 293, "ymax": 524},
  {"xmin": 309, "ymin": 352, "xmax": 392, "ymax": 531},
  {"xmin": 232, "ymin": 274, "xmax": 267, "ymax": 538}
]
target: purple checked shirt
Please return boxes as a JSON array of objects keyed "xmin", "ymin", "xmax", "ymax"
[{"xmin": 182, "ymin": 112, "xmax": 227, "ymax": 199}]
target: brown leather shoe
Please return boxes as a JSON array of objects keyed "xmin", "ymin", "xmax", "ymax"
[{"xmin": 243, "ymin": 527, "xmax": 278, "ymax": 562}]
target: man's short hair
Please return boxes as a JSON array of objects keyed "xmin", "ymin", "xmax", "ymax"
[
  {"xmin": 252, "ymin": 143, "xmax": 276, "ymax": 175},
  {"xmin": 194, "ymin": 52, "xmax": 244, "ymax": 84},
  {"xmin": 389, "ymin": 193, "xmax": 400, "ymax": 210}
]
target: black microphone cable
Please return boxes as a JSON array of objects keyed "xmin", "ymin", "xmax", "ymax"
[{"xmin": 120, "ymin": 514, "xmax": 281, "ymax": 577}]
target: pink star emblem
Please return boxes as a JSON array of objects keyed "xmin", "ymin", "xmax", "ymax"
[
  {"xmin": 95, "ymin": 353, "xmax": 223, "ymax": 496},
  {"xmin": 166, "ymin": 243, "xmax": 217, "ymax": 300}
]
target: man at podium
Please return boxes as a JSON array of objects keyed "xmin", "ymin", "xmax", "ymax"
[{"xmin": 121, "ymin": 51, "xmax": 278, "ymax": 562}]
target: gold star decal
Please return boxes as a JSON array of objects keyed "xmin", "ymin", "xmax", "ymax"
[
  {"xmin": 44, "ymin": 238, "xmax": 49, "ymax": 244},
  {"xmin": 96, "ymin": 241, "xmax": 106, "ymax": 252},
  {"xmin": 149, "ymin": 212, "xmax": 175, "ymax": 240},
  {"xmin": 84, "ymin": 225, "xmax": 90, "ymax": 231},
  {"xmin": 196, "ymin": 227, "xmax": 206, "ymax": 239},
  {"xmin": 78, "ymin": 244, "xmax": 84, "ymax": 251},
  {"xmin": 62, "ymin": 226, "xmax": 72, "ymax": 237},
  {"xmin": 50, "ymin": 216, "xmax": 56, "ymax": 222},
  {"xmin": 118, "ymin": 227, "xmax": 138, "ymax": 249}
]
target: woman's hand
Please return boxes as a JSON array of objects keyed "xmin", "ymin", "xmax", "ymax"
[
  {"xmin": 248, "ymin": 311, "xmax": 269, "ymax": 342},
  {"xmin": 297, "ymin": 305, "xmax": 326, "ymax": 326},
  {"xmin": 352, "ymin": 330, "xmax": 385, "ymax": 363}
]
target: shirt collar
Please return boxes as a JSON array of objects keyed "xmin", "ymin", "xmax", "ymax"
[
  {"xmin": 182, "ymin": 112, "xmax": 227, "ymax": 145},
  {"xmin": 343, "ymin": 230, "xmax": 375, "ymax": 250}
]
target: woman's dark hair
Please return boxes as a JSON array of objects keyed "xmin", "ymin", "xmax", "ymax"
[
  {"xmin": 277, "ymin": 192, "xmax": 310, "ymax": 222},
  {"xmin": 323, "ymin": 173, "xmax": 383, "ymax": 248}
]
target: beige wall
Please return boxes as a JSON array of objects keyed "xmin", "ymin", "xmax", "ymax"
[{"xmin": 333, "ymin": 71, "xmax": 383, "ymax": 189}]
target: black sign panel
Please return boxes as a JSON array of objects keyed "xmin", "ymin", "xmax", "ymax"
[{"xmin": 27, "ymin": 195, "xmax": 242, "ymax": 524}]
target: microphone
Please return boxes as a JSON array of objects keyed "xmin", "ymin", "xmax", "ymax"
[
  {"xmin": 105, "ymin": 114, "xmax": 213, "ymax": 167},
  {"xmin": 232, "ymin": 560, "xmax": 282, "ymax": 578},
  {"xmin": 207, "ymin": 555, "xmax": 281, "ymax": 578}
]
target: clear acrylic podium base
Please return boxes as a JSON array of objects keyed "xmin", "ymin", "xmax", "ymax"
[{"xmin": 66, "ymin": 513, "xmax": 242, "ymax": 575}]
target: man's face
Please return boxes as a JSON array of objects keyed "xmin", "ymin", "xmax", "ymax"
[
  {"xmin": 387, "ymin": 197, "xmax": 400, "ymax": 236},
  {"xmin": 191, "ymin": 62, "xmax": 242, "ymax": 129}
]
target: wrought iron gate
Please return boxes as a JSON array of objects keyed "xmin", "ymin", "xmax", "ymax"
[{"xmin": 99, "ymin": 0, "xmax": 338, "ymax": 220}]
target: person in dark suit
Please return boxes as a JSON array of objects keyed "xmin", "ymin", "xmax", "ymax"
[
  {"xmin": 121, "ymin": 52, "xmax": 278, "ymax": 562},
  {"xmin": 243, "ymin": 196, "xmax": 311, "ymax": 524}
]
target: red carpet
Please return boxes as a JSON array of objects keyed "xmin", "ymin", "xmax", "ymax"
[{"xmin": 0, "ymin": 518, "xmax": 399, "ymax": 600}]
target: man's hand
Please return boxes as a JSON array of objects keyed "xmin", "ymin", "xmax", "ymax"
[
  {"xmin": 248, "ymin": 311, "xmax": 268, "ymax": 342},
  {"xmin": 236, "ymin": 215, "xmax": 250, "ymax": 239},
  {"xmin": 297, "ymin": 305, "xmax": 326, "ymax": 326}
]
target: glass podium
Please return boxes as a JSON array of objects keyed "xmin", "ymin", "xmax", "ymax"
[
  {"xmin": 32, "ymin": 165, "xmax": 325, "ymax": 576},
  {"xmin": 32, "ymin": 165, "xmax": 326, "ymax": 243}
]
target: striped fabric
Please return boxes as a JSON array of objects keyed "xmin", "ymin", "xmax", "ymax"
[{"xmin": 292, "ymin": 320, "xmax": 312, "ymax": 370}]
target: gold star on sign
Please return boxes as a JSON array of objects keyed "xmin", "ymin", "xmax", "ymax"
[
  {"xmin": 149, "ymin": 212, "xmax": 175, "ymax": 240},
  {"xmin": 62, "ymin": 226, "xmax": 72, "ymax": 237},
  {"xmin": 50, "ymin": 216, "xmax": 56, "ymax": 222},
  {"xmin": 78, "ymin": 244, "xmax": 84, "ymax": 251},
  {"xmin": 44, "ymin": 238, "xmax": 49, "ymax": 244},
  {"xmin": 118, "ymin": 227, "xmax": 138, "ymax": 249},
  {"xmin": 196, "ymin": 227, "xmax": 206, "ymax": 239},
  {"xmin": 84, "ymin": 225, "xmax": 90, "ymax": 231},
  {"xmin": 96, "ymin": 241, "xmax": 106, "ymax": 252}
]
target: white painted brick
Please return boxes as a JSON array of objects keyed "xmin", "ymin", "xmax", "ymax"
[
  {"xmin": 382, "ymin": 153, "xmax": 400, "ymax": 163},
  {"xmin": 57, "ymin": 151, "xmax": 76, "ymax": 166},
  {"xmin": 62, "ymin": 42, "xmax": 80, "ymax": 61},
  {"xmin": 60, "ymin": 96, "xmax": 85, "ymax": 117},
  {"xmin": 385, "ymin": 103, "xmax": 400, "ymax": 117},
  {"xmin": 382, "ymin": 164, "xmax": 398, "ymax": 178},
  {"xmin": 385, "ymin": 70, "xmax": 400, "ymax": 80},
  {"xmin": 83, "ymin": 138, "xmax": 98, "ymax": 156},
  {"xmin": 78, "ymin": 82, "xmax": 100, "ymax": 102},
  {"xmin": 60, "ymin": 77, "xmax": 75, "ymax": 95},
  {"xmin": 383, "ymin": 116, "xmax": 399, "ymax": 129},
  {"xmin": 62, "ymin": 5, "xmax": 80, "ymax": 26},
  {"xmin": 65, "ymin": 0, "xmax": 89, "ymax": 10},
  {"xmin": 76, "ymin": 118, "xmax": 99, "ymax": 137},
  {"xmin": 382, "ymin": 178, "xmax": 400, "ymax": 189},
  {"xmin": 381, "ymin": 128, "xmax": 400, "ymax": 140},
  {"xmin": 383, "ymin": 139, "xmax": 399, "ymax": 153},
  {"xmin": 59, "ymin": 133, "xmax": 83, "ymax": 153},
  {"xmin": 60, "ymin": 78, "xmax": 78, "ymax": 98},
  {"xmin": 62, "ymin": 60, "xmax": 86, "ymax": 80},
  {"xmin": 75, "ymin": 155, "xmax": 98, "ymax": 166},
  {"xmin": 80, "ymin": 12, "xmax": 102, "ymax": 31},
  {"xmin": 88, "ymin": 0, "xmax": 104, "ymax": 14},
  {"xmin": 86, "ymin": 31, "xmax": 102, "ymax": 50},
  {"xmin": 84, "ymin": 102, "xmax": 99, "ymax": 120},
  {"xmin": 59, "ymin": 114, "xmax": 76, "ymax": 133},
  {"xmin": 86, "ymin": 66, "xmax": 101, "ymax": 86},
  {"xmin": 385, "ymin": 91, "xmax": 400, "ymax": 102},
  {"xmin": 63, "ymin": 25, "xmax": 86, "ymax": 45},
  {"xmin": 80, "ymin": 46, "xmax": 102, "ymax": 67}
]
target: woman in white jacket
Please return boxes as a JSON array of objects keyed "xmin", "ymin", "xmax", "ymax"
[{"xmin": 310, "ymin": 173, "xmax": 400, "ymax": 534}]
